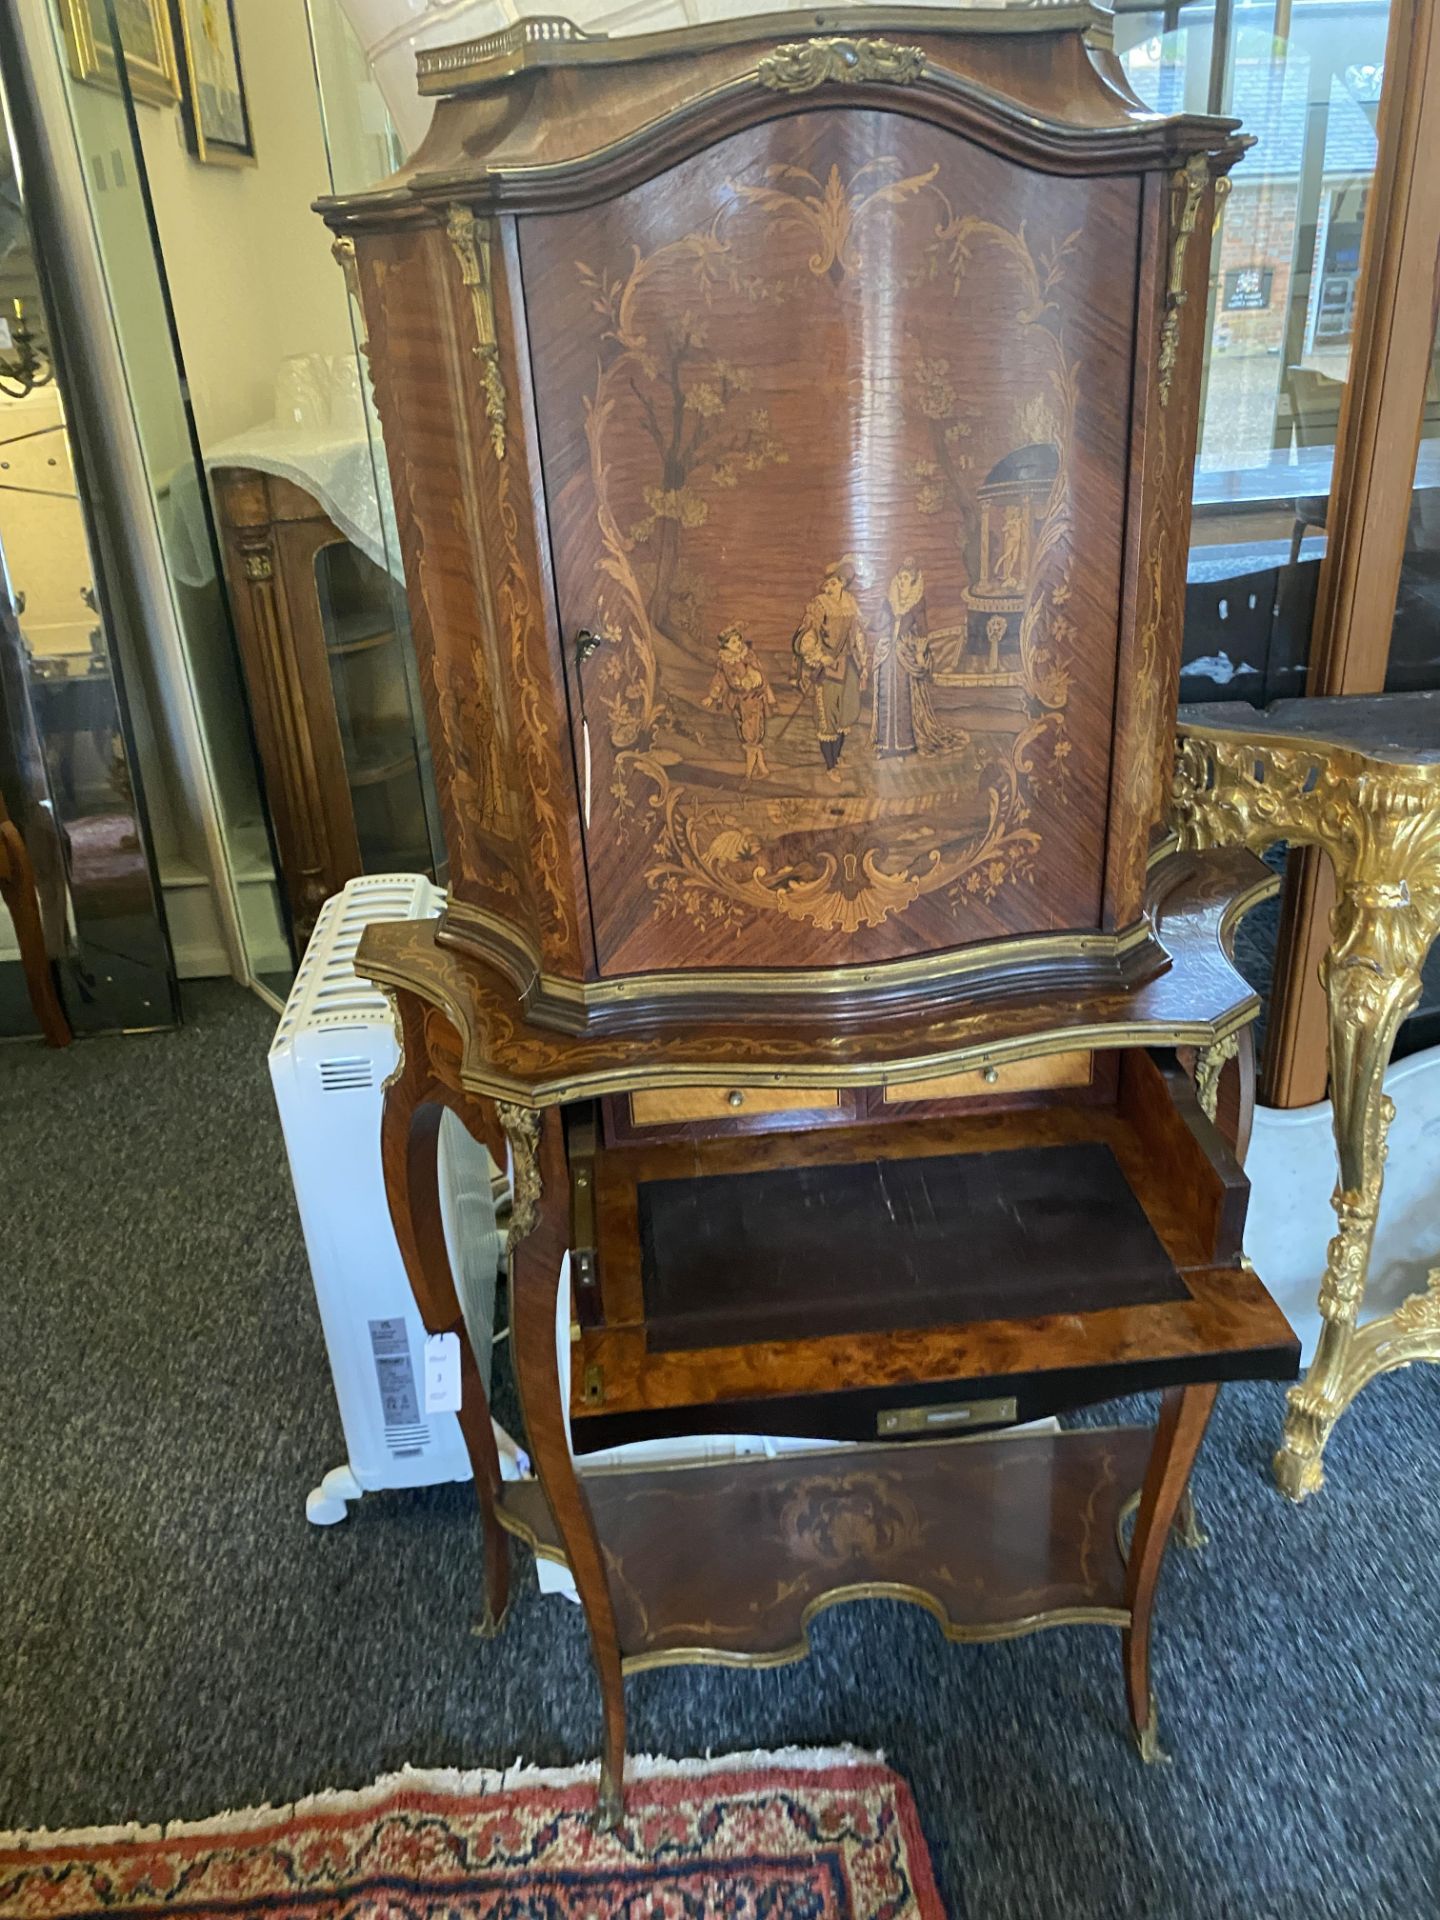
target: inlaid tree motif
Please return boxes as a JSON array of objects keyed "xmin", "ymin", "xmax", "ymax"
[
  {"xmin": 907, "ymin": 353, "xmax": 979, "ymax": 569},
  {"xmin": 577, "ymin": 272, "xmax": 785, "ymax": 644}
]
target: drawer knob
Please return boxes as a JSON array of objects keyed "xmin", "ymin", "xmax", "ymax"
[
  {"xmin": 983, "ymin": 1066, "xmax": 1000, "ymax": 1085},
  {"xmin": 726, "ymin": 1089, "xmax": 746, "ymax": 1109}
]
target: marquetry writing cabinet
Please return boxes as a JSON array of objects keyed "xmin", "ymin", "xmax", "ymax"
[{"xmin": 319, "ymin": 4, "xmax": 1299, "ymax": 1825}]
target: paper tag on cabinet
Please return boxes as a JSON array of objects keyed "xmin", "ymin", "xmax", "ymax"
[{"xmin": 424, "ymin": 1333, "xmax": 462, "ymax": 1412}]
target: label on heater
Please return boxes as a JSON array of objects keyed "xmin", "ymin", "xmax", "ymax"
[
  {"xmin": 424, "ymin": 1332, "xmax": 462, "ymax": 1413},
  {"xmin": 369, "ymin": 1317, "xmax": 420, "ymax": 1428}
]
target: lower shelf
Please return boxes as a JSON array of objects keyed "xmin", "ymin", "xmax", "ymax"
[{"xmin": 499, "ymin": 1425, "xmax": 1151, "ymax": 1669}]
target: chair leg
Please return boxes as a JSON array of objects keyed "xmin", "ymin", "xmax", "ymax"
[
  {"xmin": 1122, "ymin": 1382, "xmax": 1219, "ymax": 1761},
  {"xmin": 0, "ymin": 814, "xmax": 71, "ymax": 1047}
]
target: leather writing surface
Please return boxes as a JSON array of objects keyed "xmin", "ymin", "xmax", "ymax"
[
  {"xmin": 639, "ymin": 1140, "xmax": 1186, "ymax": 1350},
  {"xmin": 522, "ymin": 108, "xmax": 1139, "ymax": 975}
]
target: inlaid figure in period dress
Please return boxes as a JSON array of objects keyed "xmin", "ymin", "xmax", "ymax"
[
  {"xmin": 703, "ymin": 625, "xmax": 776, "ymax": 782},
  {"xmin": 871, "ymin": 558, "xmax": 966, "ymax": 759},
  {"xmin": 792, "ymin": 559, "xmax": 870, "ymax": 781}
]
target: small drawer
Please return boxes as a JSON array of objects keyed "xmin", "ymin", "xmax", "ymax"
[
  {"xmin": 882, "ymin": 1050, "xmax": 1093, "ymax": 1105},
  {"xmin": 629, "ymin": 1085, "xmax": 841, "ymax": 1127}
]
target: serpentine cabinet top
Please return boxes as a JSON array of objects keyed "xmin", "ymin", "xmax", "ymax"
[{"xmin": 318, "ymin": 5, "xmax": 1249, "ymax": 223}]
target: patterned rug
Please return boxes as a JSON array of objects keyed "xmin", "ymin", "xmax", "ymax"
[{"xmin": 0, "ymin": 1749, "xmax": 944, "ymax": 1919}]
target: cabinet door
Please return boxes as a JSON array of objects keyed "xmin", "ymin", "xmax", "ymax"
[{"xmin": 521, "ymin": 108, "xmax": 1139, "ymax": 978}]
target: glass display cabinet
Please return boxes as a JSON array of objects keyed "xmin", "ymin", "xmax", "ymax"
[
  {"xmin": 315, "ymin": 539, "xmax": 435, "ymax": 876},
  {"xmin": 212, "ymin": 463, "xmax": 439, "ymax": 949}
]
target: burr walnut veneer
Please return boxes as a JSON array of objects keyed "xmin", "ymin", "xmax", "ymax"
[{"xmin": 320, "ymin": 5, "xmax": 1299, "ymax": 1825}]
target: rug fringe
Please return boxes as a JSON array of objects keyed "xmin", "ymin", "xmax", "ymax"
[{"xmin": 0, "ymin": 1745, "xmax": 887, "ymax": 1852}]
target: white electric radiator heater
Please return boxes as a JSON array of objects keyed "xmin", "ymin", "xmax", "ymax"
[
  {"xmin": 268, "ymin": 877, "xmax": 1050, "ymax": 1600},
  {"xmin": 269, "ymin": 873, "xmax": 506, "ymax": 1525}
]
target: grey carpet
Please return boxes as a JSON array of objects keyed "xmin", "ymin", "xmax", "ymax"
[{"xmin": 2, "ymin": 980, "xmax": 1438, "ymax": 1918}]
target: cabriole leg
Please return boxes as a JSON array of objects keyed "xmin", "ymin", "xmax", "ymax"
[
  {"xmin": 501, "ymin": 1103, "xmax": 627, "ymax": 1829},
  {"xmin": 1123, "ymin": 1382, "xmax": 1219, "ymax": 1762}
]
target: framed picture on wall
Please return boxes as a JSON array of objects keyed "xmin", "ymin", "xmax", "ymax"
[
  {"xmin": 58, "ymin": 0, "xmax": 180, "ymax": 105},
  {"xmin": 169, "ymin": 0, "xmax": 255, "ymax": 166}
]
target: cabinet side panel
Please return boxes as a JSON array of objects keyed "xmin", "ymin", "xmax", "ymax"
[
  {"xmin": 520, "ymin": 108, "xmax": 1139, "ymax": 978},
  {"xmin": 1104, "ymin": 165, "xmax": 1216, "ymax": 924},
  {"xmin": 354, "ymin": 226, "xmax": 542, "ymax": 959},
  {"xmin": 486, "ymin": 216, "xmax": 594, "ymax": 979}
]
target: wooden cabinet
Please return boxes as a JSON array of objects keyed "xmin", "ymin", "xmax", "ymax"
[
  {"xmin": 324, "ymin": 7, "xmax": 1298, "ymax": 1825},
  {"xmin": 212, "ymin": 466, "xmax": 438, "ymax": 949},
  {"xmin": 321, "ymin": 10, "xmax": 1227, "ymax": 1036}
]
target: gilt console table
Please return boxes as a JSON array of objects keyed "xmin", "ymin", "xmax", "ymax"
[
  {"xmin": 1175, "ymin": 693, "xmax": 1440, "ymax": 1500},
  {"xmin": 320, "ymin": 4, "xmax": 1299, "ymax": 1823}
]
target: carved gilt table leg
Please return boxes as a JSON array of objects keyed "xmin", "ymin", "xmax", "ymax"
[
  {"xmin": 380, "ymin": 992, "xmax": 511, "ymax": 1635},
  {"xmin": 1275, "ymin": 861, "xmax": 1427, "ymax": 1500},
  {"xmin": 500, "ymin": 1101, "xmax": 630, "ymax": 1832},
  {"xmin": 1173, "ymin": 723, "xmax": 1440, "ymax": 1501}
]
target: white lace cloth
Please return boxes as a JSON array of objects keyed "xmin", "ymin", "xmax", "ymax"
[
  {"xmin": 158, "ymin": 355, "xmax": 403, "ymax": 589},
  {"xmin": 208, "ymin": 422, "xmax": 401, "ymax": 577},
  {"xmin": 160, "ymin": 426, "xmax": 402, "ymax": 591}
]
